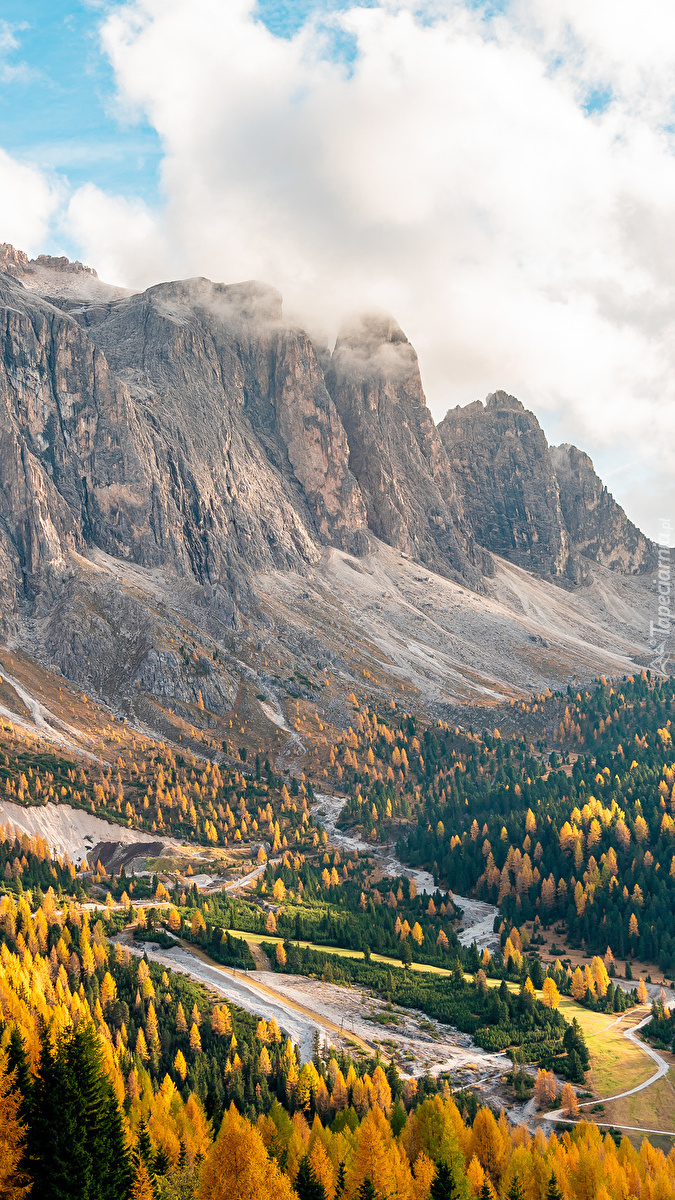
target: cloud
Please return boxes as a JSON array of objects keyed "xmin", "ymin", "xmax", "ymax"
[
  {"xmin": 57, "ymin": 0, "xmax": 675, "ymax": 540},
  {"xmin": 0, "ymin": 147, "xmax": 61, "ymax": 254},
  {"xmin": 0, "ymin": 20, "xmax": 39, "ymax": 84},
  {"xmin": 66, "ymin": 183, "xmax": 166, "ymax": 284}
]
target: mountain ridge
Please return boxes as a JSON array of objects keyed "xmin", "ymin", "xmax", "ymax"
[{"xmin": 0, "ymin": 244, "xmax": 660, "ymax": 740}]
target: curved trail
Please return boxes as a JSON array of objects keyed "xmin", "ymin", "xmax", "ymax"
[
  {"xmin": 314, "ymin": 791, "xmax": 499, "ymax": 951},
  {"xmin": 544, "ymin": 1009, "xmax": 675, "ymax": 1135}
]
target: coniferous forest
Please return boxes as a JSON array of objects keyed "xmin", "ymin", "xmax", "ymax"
[{"xmin": 3, "ymin": 671, "xmax": 675, "ymax": 1196}]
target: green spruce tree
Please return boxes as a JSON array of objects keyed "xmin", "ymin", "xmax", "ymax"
[
  {"xmin": 430, "ymin": 1161, "xmax": 459, "ymax": 1200},
  {"xmin": 295, "ymin": 1155, "xmax": 327, "ymax": 1200},
  {"xmin": 27, "ymin": 1022, "xmax": 133, "ymax": 1200},
  {"xmin": 547, "ymin": 1173, "xmax": 563, "ymax": 1200}
]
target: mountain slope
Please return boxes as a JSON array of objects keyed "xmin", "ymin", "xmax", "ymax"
[{"xmin": 0, "ymin": 245, "xmax": 661, "ymax": 742}]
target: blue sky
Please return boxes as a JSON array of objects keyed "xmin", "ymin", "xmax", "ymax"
[
  {"xmin": 0, "ymin": 0, "xmax": 372, "ymax": 219},
  {"xmin": 1, "ymin": 1, "xmax": 504, "ymax": 209},
  {"xmin": 0, "ymin": 2, "xmax": 161, "ymax": 209}
]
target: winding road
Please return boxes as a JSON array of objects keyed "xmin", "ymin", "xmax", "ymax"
[
  {"xmin": 113, "ymin": 787, "xmax": 502, "ymax": 1070},
  {"xmin": 544, "ymin": 1008, "xmax": 675, "ymax": 1136}
]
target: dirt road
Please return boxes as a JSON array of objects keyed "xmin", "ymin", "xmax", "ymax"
[{"xmin": 544, "ymin": 1009, "xmax": 675, "ymax": 1136}]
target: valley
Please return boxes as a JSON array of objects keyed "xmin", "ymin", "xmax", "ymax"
[{"xmin": 0, "ymin": 244, "xmax": 673, "ymax": 1198}]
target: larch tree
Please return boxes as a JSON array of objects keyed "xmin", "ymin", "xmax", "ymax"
[
  {"xmin": 638, "ymin": 979, "xmax": 649, "ymax": 1004},
  {"xmin": 198, "ymin": 1103, "xmax": 294, "ymax": 1200},
  {"xmin": 533, "ymin": 1070, "xmax": 558, "ymax": 1112},
  {"xmin": 129, "ymin": 1159, "xmax": 155, "ymax": 1200},
  {"xmin": 308, "ymin": 1139, "xmax": 334, "ymax": 1200},
  {"xmin": 542, "ymin": 978, "xmax": 560, "ymax": 1008},
  {"xmin": 561, "ymin": 1082, "xmax": 579, "ymax": 1117},
  {"xmin": 469, "ymin": 1108, "xmax": 507, "ymax": 1182},
  {"xmin": 0, "ymin": 1053, "xmax": 30, "ymax": 1200}
]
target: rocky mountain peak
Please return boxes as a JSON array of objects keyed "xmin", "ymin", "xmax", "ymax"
[
  {"xmin": 0, "ymin": 242, "xmax": 97, "ymax": 279},
  {"xmin": 551, "ymin": 443, "xmax": 656, "ymax": 574},
  {"xmin": 334, "ymin": 311, "xmax": 411, "ymax": 353},
  {"xmin": 439, "ymin": 393, "xmax": 656, "ymax": 582},
  {"xmin": 0, "ymin": 243, "xmax": 32, "ymax": 278},
  {"xmin": 142, "ymin": 277, "xmax": 283, "ymax": 323},
  {"xmin": 326, "ymin": 312, "xmax": 491, "ymax": 586},
  {"xmin": 33, "ymin": 253, "xmax": 97, "ymax": 277},
  {"xmin": 485, "ymin": 390, "xmax": 525, "ymax": 412},
  {"xmin": 438, "ymin": 392, "xmax": 576, "ymax": 582}
]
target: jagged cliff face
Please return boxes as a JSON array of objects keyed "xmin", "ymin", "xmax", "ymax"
[
  {"xmin": 326, "ymin": 314, "xmax": 491, "ymax": 588},
  {"xmin": 551, "ymin": 443, "xmax": 656, "ymax": 573},
  {"xmin": 438, "ymin": 391, "xmax": 656, "ymax": 582},
  {"xmin": 438, "ymin": 391, "xmax": 578, "ymax": 583},
  {"xmin": 0, "ymin": 272, "xmax": 377, "ymax": 636},
  {"xmin": 0, "ymin": 245, "xmax": 659, "ymax": 721},
  {"xmin": 71, "ymin": 276, "xmax": 370, "ymax": 571}
]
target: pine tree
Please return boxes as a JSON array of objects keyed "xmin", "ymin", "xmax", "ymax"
[
  {"xmin": 295, "ymin": 1155, "xmax": 327, "ymax": 1200},
  {"xmin": 6, "ymin": 1027, "xmax": 31, "ymax": 1117},
  {"xmin": 430, "ymin": 1161, "xmax": 458, "ymax": 1200},
  {"xmin": 546, "ymin": 1173, "xmax": 563, "ymax": 1200},
  {"xmin": 137, "ymin": 1121, "xmax": 153, "ymax": 1169},
  {"xmin": 27, "ymin": 1022, "xmax": 133, "ymax": 1200},
  {"xmin": 335, "ymin": 1161, "xmax": 346, "ymax": 1197},
  {"xmin": 357, "ymin": 1181, "xmax": 377, "ymax": 1200},
  {"xmin": 72, "ymin": 1025, "xmax": 133, "ymax": 1200},
  {"xmin": 479, "ymin": 1181, "xmax": 492, "ymax": 1200},
  {"xmin": 153, "ymin": 1145, "xmax": 170, "ymax": 1176},
  {"xmin": 28, "ymin": 1023, "xmax": 88, "ymax": 1200},
  {"xmin": 508, "ymin": 1177, "xmax": 525, "ymax": 1200}
]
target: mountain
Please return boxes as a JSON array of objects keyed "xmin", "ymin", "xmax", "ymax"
[
  {"xmin": 551, "ymin": 442, "xmax": 655, "ymax": 573},
  {"xmin": 0, "ymin": 244, "xmax": 660, "ymax": 739},
  {"xmin": 325, "ymin": 313, "xmax": 490, "ymax": 588},
  {"xmin": 438, "ymin": 390, "xmax": 656, "ymax": 584},
  {"xmin": 438, "ymin": 391, "xmax": 576, "ymax": 584}
]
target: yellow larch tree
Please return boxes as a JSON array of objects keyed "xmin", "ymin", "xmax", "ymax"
[
  {"xmin": 198, "ymin": 1103, "xmax": 294, "ymax": 1200},
  {"xmin": 571, "ymin": 967, "xmax": 586, "ymax": 1001},
  {"xmin": 542, "ymin": 978, "xmax": 560, "ymax": 1009},
  {"xmin": 0, "ymin": 1055, "xmax": 29, "ymax": 1200},
  {"xmin": 469, "ymin": 1107, "xmax": 508, "ymax": 1181},
  {"xmin": 561, "ymin": 1082, "xmax": 579, "ymax": 1117}
]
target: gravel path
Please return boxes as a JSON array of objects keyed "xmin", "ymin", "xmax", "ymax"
[
  {"xmin": 543, "ymin": 1009, "xmax": 675, "ymax": 1135},
  {"xmin": 314, "ymin": 791, "xmax": 499, "ymax": 950}
]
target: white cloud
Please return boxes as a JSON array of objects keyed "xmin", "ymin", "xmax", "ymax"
[
  {"xmin": 59, "ymin": 0, "xmax": 675, "ymax": 540},
  {"xmin": 66, "ymin": 183, "xmax": 166, "ymax": 285},
  {"xmin": 0, "ymin": 147, "xmax": 61, "ymax": 254},
  {"xmin": 0, "ymin": 20, "xmax": 35, "ymax": 84}
]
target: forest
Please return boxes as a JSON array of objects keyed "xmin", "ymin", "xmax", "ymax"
[
  {"xmin": 2, "ymin": 674, "xmax": 675, "ymax": 1197},
  {"xmin": 0, "ymin": 726, "xmax": 316, "ymax": 854},
  {"xmin": 329, "ymin": 673, "xmax": 675, "ymax": 976},
  {"xmin": 0, "ymin": 864, "xmax": 672, "ymax": 1200}
]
